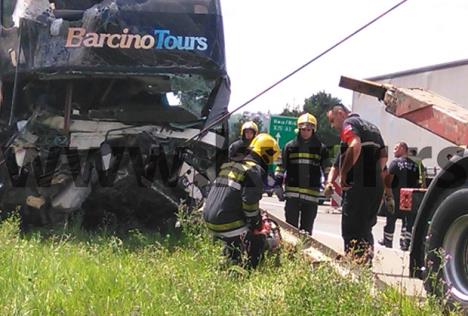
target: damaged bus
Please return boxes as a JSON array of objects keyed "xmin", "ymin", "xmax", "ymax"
[{"xmin": 0, "ymin": 0, "xmax": 230, "ymax": 229}]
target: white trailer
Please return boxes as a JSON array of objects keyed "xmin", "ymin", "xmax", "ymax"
[{"xmin": 350, "ymin": 59, "xmax": 468, "ymax": 171}]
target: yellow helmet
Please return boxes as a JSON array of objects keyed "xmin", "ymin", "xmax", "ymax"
[
  {"xmin": 241, "ymin": 121, "xmax": 259, "ymax": 135},
  {"xmin": 297, "ymin": 113, "xmax": 317, "ymax": 131},
  {"xmin": 249, "ymin": 133, "xmax": 280, "ymax": 164}
]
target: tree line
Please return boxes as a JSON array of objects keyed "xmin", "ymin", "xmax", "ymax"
[{"xmin": 230, "ymin": 91, "xmax": 342, "ymax": 147}]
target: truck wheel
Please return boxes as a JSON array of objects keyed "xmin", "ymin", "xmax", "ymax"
[{"xmin": 424, "ymin": 189, "xmax": 468, "ymax": 310}]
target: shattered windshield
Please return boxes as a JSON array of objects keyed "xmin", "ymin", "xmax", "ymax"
[
  {"xmin": 5, "ymin": 0, "xmax": 221, "ymax": 27},
  {"xmin": 61, "ymin": 74, "xmax": 217, "ymax": 123},
  {"xmin": 115, "ymin": 0, "xmax": 220, "ymax": 14},
  {"xmin": 8, "ymin": 0, "xmax": 226, "ymax": 75},
  {"xmin": 168, "ymin": 74, "xmax": 216, "ymax": 119},
  {"xmin": 51, "ymin": 0, "xmax": 220, "ymax": 14},
  {"xmin": 1, "ymin": 0, "xmax": 228, "ymax": 126}
]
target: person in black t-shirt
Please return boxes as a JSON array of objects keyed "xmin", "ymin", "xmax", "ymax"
[
  {"xmin": 379, "ymin": 142, "xmax": 420, "ymax": 251},
  {"xmin": 327, "ymin": 104, "xmax": 387, "ymax": 266}
]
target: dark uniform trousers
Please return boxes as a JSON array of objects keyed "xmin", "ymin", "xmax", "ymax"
[
  {"xmin": 222, "ymin": 231, "xmax": 266, "ymax": 268},
  {"xmin": 338, "ymin": 113, "xmax": 386, "ymax": 264},
  {"xmin": 341, "ymin": 180, "xmax": 383, "ymax": 263},
  {"xmin": 285, "ymin": 198, "xmax": 318, "ymax": 235},
  {"xmin": 383, "ymin": 209, "xmax": 416, "ymax": 249}
]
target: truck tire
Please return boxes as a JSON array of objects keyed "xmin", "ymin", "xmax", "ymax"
[{"xmin": 424, "ymin": 189, "xmax": 468, "ymax": 310}]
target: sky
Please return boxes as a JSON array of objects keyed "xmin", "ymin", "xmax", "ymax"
[{"xmin": 220, "ymin": 0, "xmax": 468, "ymax": 115}]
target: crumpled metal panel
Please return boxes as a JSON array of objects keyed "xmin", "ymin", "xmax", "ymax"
[
  {"xmin": 0, "ymin": 0, "xmax": 230, "ymax": 229},
  {"xmin": 18, "ymin": 0, "xmax": 226, "ymax": 77},
  {"xmin": 1, "ymin": 0, "xmax": 230, "ymax": 133}
]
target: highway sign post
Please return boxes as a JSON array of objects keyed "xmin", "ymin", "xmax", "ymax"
[{"xmin": 268, "ymin": 115, "xmax": 297, "ymax": 149}]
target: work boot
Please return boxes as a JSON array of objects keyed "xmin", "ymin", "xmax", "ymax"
[
  {"xmin": 400, "ymin": 227, "xmax": 412, "ymax": 251},
  {"xmin": 378, "ymin": 238, "xmax": 392, "ymax": 248},
  {"xmin": 400, "ymin": 238, "xmax": 410, "ymax": 251},
  {"xmin": 378, "ymin": 232, "xmax": 393, "ymax": 248}
]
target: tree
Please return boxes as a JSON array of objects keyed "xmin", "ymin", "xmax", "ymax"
[
  {"xmin": 303, "ymin": 91, "xmax": 341, "ymax": 146},
  {"xmin": 228, "ymin": 112, "xmax": 265, "ymax": 144},
  {"xmin": 228, "ymin": 113, "xmax": 242, "ymax": 143},
  {"xmin": 279, "ymin": 103, "xmax": 301, "ymax": 117}
]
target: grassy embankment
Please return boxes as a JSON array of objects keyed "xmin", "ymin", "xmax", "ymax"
[{"xmin": 0, "ymin": 213, "xmax": 457, "ymax": 315}]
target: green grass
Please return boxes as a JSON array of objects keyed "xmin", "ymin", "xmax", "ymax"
[{"xmin": 0, "ymin": 214, "xmax": 456, "ymax": 316}]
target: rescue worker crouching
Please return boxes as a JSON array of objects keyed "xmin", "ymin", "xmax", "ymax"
[
  {"xmin": 228, "ymin": 121, "xmax": 258, "ymax": 161},
  {"xmin": 274, "ymin": 113, "xmax": 328, "ymax": 235},
  {"xmin": 203, "ymin": 133, "xmax": 280, "ymax": 268}
]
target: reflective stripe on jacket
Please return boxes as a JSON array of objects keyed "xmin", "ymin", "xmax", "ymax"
[
  {"xmin": 278, "ymin": 135, "xmax": 327, "ymax": 202},
  {"xmin": 284, "ymin": 186, "xmax": 321, "ymax": 202},
  {"xmin": 203, "ymin": 155, "xmax": 265, "ymax": 238}
]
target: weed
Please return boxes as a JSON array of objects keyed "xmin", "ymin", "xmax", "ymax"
[{"xmin": 0, "ymin": 212, "xmax": 456, "ymax": 315}]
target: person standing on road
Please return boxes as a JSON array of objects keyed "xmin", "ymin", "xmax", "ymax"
[
  {"xmin": 203, "ymin": 133, "xmax": 280, "ymax": 268},
  {"xmin": 327, "ymin": 104, "xmax": 387, "ymax": 265},
  {"xmin": 274, "ymin": 113, "xmax": 328, "ymax": 235},
  {"xmin": 228, "ymin": 121, "xmax": 258, "ymax": 161},
  {"xmin": 379, "ymin": 142, "xmax": 420, "ymax": 251}
]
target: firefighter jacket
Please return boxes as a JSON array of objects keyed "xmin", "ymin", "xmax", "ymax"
[
  {"xmin": 228, "ymin": 138, "xmax": 250, "ymax": 161},
  {"xmin": 275, "ymin": 135, "xmax": 328, "ymax": 203},
  {"xmin": 203, "ymin": 153, "xmax": 266, "ymax": 238}
]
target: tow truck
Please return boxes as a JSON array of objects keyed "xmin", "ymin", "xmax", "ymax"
[
  {"xmin": 340, "ymin": 75, "xmax": 468, "ymax": 310},
  {"xmin": 0, "ymin": 0, "xmax": 230, "ymax": 230}
]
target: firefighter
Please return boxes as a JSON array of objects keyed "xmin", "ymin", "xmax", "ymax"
[
  {"xmin": 228, "ymin": 121, "xmax": 258, "ymax": 160},
  {"xmin": 327, "ymin": 104, "xmax": 387, "ymax": 265},
  {"xmin": 203, "ymin": 133, "xmax": 280, "ymax": 268},
  {"xmin": 379, "ymin": 142, "xmax": 420, "ymax": 251},
  {"xmin": 274, "ymin": 113, "xmax": 328, "ymax": 235}
]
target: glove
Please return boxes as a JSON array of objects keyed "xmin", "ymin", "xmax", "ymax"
[
  {"xmin": 385, "ymin": 194, "xmax": 395, "ymax": 215},
  {"xmin": 274, "ymin": 185, "xmax": 285, "ymax": 201},
  {"xmin": 323, "ymin": 183, "xmax": 334, "ymax": 197}
]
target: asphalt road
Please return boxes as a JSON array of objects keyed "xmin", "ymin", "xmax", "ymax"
[{"xmin": 260, "ymin": 195, "xmax": 426, "ymax": 297}]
